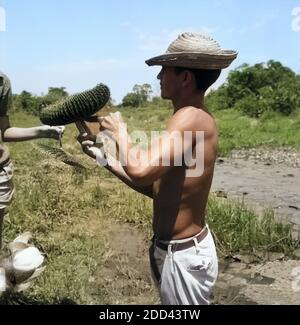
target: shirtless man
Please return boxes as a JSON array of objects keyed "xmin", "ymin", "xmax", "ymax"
[{"xmin": 78, "ymin": 33, "xmax": 237, "ymax": 305}]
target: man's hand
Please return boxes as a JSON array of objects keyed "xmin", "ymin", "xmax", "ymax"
[
  {"xmin": 98, "ymin": 112, "xmax": 125, "ymax": 141},
  {"xmin": 42, "ymin": 125, "xmax": 65, "ymax": 141},
  {"xmin": 77, "ymin": 132, "xmax": 97, "ymax": 159}
]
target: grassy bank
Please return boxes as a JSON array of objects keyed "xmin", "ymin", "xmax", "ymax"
[
  {"xmin": 108, "ymin": 105, "xmax": 300, "ymax": 156},
  {"xmin": 214, "ymin": 109, "xmax": 300, "ymax": 156}
]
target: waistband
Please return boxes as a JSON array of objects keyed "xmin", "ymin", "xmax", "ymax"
[{"xmin": 153, "ymin": 226, "xmax": 208, "ymax": 252}]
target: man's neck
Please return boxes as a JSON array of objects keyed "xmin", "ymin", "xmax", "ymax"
[{"xmin": 172, "ymin": 92, "xmax": 205, "ymax": 113}]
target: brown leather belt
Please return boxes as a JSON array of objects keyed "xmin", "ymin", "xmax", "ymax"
[{"xmin": 154, "ymin": 227, "xmax": 208, "ymax": 252}]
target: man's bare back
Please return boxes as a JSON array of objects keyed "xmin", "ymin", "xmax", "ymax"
[{"xmin": 152, "ymin": 107, "xmax": 218, "ymax": 240}]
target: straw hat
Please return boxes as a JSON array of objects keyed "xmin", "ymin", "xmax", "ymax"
[{"xmin": 146, "ymin": 32, "xmax": 238, "ymax": 70}]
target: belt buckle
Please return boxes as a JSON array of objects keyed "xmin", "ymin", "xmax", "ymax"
[{"xmin": 170, "ymin": 242, "xmax": 177, "ymax": 253}]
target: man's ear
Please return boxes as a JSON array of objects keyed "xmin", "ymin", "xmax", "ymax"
[{"xmin": 182, "ymin": 70, "xmax": 194, "ymax": 87}]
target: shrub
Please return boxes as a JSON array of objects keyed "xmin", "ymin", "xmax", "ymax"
[{"xmin": 207, "ymin": 60, "xmax": 300, "ymax": 117}]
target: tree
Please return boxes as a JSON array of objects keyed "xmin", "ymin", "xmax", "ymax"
[
  {"xmin": 12, "ymin": 87, "xmax": 69, "ymax": 116},
  {"xmin": 133, "ymin": 83, "xmax": 153, "ymax": 106},
  {"xmin": 122, "ymin": 84, "xmax": 153, "ymax": 108},
  {"xmin": 206, "ymin": 60, "xmax": 300, "ymax": 117},
  {"xmin": 13, "ymin": 91, "xmax": 41, "ymax": 115},
  {"xmin": 43, "ymin": 87, "xmax": 69, "ymax": 105},
  {"xmin": 122, "ymin": 92, "xmax": 140, "ymax": 107}
]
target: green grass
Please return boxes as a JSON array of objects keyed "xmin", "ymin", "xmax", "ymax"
[
  {"xmin": 208, "ymin": 196, "xmax": 298, "ymax": 257},
  {"xmin": 0, "ymin": 109, "xmax": 299, "ymax": 304},
  {"xmin": 214, "ymin": 109, "xmax": 300, "ymax": 156},
  {"xmin": 111, "ymin": 105, "xmax": 300, "ymax": 156}
]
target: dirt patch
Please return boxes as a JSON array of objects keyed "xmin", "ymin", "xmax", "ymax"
[
  {"xmin": 212, "ymin": 152, "xmax": 300, "ymax": 239},
  {"xmin": 214, "ymin": 258, "xmax": 300, "ymax": 305},
  {"xmin": 94, "ymin": 220, "xmax": 159, "ymax": 304},
  {"xmin": 96, "ymin": 220, "xmax": 300, "ymax": 305},
  {"xmin": 83, "ymin": 217, "xmax": 300, "ymax": 305}
]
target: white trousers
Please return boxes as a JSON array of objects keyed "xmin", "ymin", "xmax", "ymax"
[
  {"xmin": 150, "ymin": 227, "xmax": 218, "ymax": 305},
  {"xmin": 0, "ymin": 161, "xmax": 14, "ymax": 209}
]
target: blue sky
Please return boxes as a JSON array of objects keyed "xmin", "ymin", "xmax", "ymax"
[{"xmin": 0, "ymin": 0, "xmax": 300, "ymax": 103}]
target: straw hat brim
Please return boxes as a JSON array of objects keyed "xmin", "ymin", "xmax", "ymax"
[{"xmin": 146, "ymin": 51, "xmax": 238, "ymax": 70}]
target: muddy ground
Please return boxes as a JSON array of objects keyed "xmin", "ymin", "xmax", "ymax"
[
  {"xmin": 212, "ymin": 148, "xmax": 300, "ymax": 239},
  {"xmin": 101, "ymin": 149, "xmax": 300, "ymax": 305},
  {"xmin": 103, "ymin": 223, "xmax": 300, "ymax": 305}
]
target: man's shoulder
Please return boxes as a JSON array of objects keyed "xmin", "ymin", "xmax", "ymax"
[{"xmin": 170, "ymin": 106, "xmax": 216, "ymax": 132}]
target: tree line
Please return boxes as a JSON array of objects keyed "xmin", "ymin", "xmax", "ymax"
[
  {"xmin": 11, "ymin": 60, "xmax": 300, "ymax": 118},
  {"xmin": 206, "ymin": 60, "xmax": 300, "ymax": 117},
  {"xmin": 12, "ymin": 87, "xmax": 69, "ymax": 116},
  {"xmin": 11, "ymin": 83, "xmax": 158, "ymax": 116}
]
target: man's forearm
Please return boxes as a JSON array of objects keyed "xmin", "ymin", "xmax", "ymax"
[
  {"xmin": 104, "ymin": 154, "xmax": 153, "ymax": 198},
  {"xmin": 109, "ymin": 127, "xmax": 155, "ymax": 188},
  {"xmin": 2, "ymin": 126, "xmax": 57, "ymax": 142},
  {"xmin": 118, "ymin": 139, "xmax": 156, "ymax": 186},
  {"xmin": 117, "ymin": 134, "xmax": 148, "ymax": 180}
]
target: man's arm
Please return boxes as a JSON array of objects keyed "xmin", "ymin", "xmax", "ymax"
[
  {"xmin": 78, "ymin": 136, "xmax": 153, "ymax": 199},
  {"xmin": 102, "ymin": 108, "xmax": 199, "ymax": 186},
  {"xmin": 0, "ymin": 116, "xmax": 64, "ymax": 142},
  {"xmin": 104, "ymin": 158, "xmax": 153, "ymax": 198}
]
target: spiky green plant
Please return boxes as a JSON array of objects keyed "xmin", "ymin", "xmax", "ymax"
[
  {"xmin": 39, "ymin": 84, "xmax": 110, "ymax": 126},
  {"xmin": 36, "ymin": 143, "xmax": 87, "ymax": 172}
]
